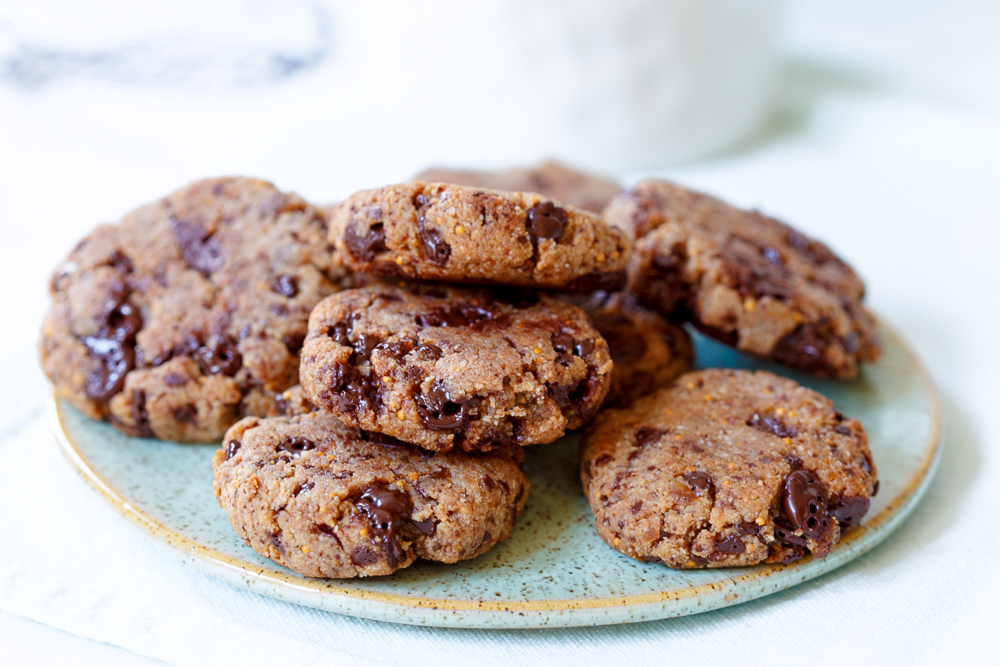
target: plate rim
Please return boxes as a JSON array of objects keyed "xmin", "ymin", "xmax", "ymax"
[{"xmin": 49, "ymin": 321, "xmax": 942, "ymax": 622}]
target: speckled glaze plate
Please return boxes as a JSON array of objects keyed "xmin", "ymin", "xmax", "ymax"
[{"xmin": 50, "ymin": 322, "xmax": 939, "ymax": 628}]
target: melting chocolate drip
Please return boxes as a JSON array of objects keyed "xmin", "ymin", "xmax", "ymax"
[
  {"xmin": 415, "ymin": 380, "xmax": 479, "ymax": 430},
  {"xmin": 343, "ymin": 220, "xmax": 386, "ymax": 261},
  {"xmin": 355, "ymin": 482, "xmax": 413, "ymax": 569},
  {"xmin": 329, "ymin": 364, "xmax": 380, "ymax": 413},
  {"xmin": 225, "ymin": 439, "xmax": 241, "ymax": 460},
  {"xmin": 276, "ymin": 436, "xmax": 316, "ymax": 457},
  {"xmin": 829, "ymin": 496, "xmax": 870, "ymax": 530},
  {"xmin": 782, "ymin": 469, "xmax": 831, "ymax": 540},
  {"xmin": 194, "ymin": 337, "xmax": 242, "ymax": 376},
  {"xmin": 82, "ymin": 297, "xmax": 143, "ymax": 403}
]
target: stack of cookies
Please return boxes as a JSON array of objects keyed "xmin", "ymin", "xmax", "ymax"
[{"xmin": 39, "ymin": 161, "xmax": 880, "ymax": 578}]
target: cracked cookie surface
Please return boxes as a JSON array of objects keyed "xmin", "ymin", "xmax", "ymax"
[
  {"xmin": 413, "ymin": 161, "xmax": 622, "ymax": 214},
  {"xmin": 563, "ymin": 290, "xmax": 694, "ymax": 408},
  {"xmin": 608, "ymin": 180, "xmax": 880, "ymax": 378},
  {"xmin": 300, "ymin": 283, "xmax": 613, "ymax": 453},
  {"xmin": 580, "ymin": 369, "xmax": 877, "ymax": 568},
  {"xmin": 213, "ymin": 412, "xmax": 528, "ymax": 578},
  {"xmin": 329, "ymin": 182, "xmax": 630, "ymax": 290},
  {"xmin": 40, "ymin": 177, "xmax": 347, "ymax": 443}
]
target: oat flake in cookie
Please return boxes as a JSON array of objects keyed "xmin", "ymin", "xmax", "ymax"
[
  {"xmin": 609, "ymin": 180, "xmax": 880, "ymax": 378},
  {"xmin": 562, "ymin": 290, "xmax": 694, "ymax": 408},
  {"xmin": 39, "ymin": 177, "xmax": 347, "ymax": 443},
  {"xmin": 330, "ymin": 182, "xmax": 630, "ymax": 290},
  {"xmin": 213, "ymin": 412, "xmax": 528, "ymax": 578},
  {"xmin": 580, "ymin": 369, "xmax": 877, "ymax": 568},
  {"xmin": 413, "ymin": 161, "xmax": 622, "ymax": 214},
  {"xmin": 300, "ymin": 283, "xmax": 613, "ymax": 453}
]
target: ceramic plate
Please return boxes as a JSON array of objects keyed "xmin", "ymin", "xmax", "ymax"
[{"xmin": 50, "ymin": 322, "xmax": 939, "ymax": 628}]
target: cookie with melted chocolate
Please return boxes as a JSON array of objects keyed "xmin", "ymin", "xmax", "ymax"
[
  {"xmin": 562, "ymin": 290, "xmax": 694, "ymax": 408},
  {"xmin": 39, "ymin": 177, "xmax": 348, "ymax": 443},
  {"xmin": 299, "ymin": 283, "xmax": 613, "ymax": 453},
  {"xmin": 329, "ymin": 182, "xmax": 630, "ymax": 290},
  {"xmin": 413, "ymin": 161, "xmax": 622, "ymax": 214},
  {"xmin": 607, "ymin": 180, "xmax": 881, "ymax": 378},
  {"xmin": 580, "ymin": 369, "xmax": 877, "ymax": 568},
  {"xmin": 213, "ymin": 411, "xmax": 528, "ymax": 578}
]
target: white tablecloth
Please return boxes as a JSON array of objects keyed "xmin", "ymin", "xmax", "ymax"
[{"xmin": 2, "ymin": 1, "xmax": 998, "ymax": 664}]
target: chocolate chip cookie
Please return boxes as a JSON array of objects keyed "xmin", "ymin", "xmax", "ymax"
[
  {"xmin": 299, "ymin": 283, "xmax": 613, "ymax": 453},
  {"xmin": 329, "ymin": 182, "xmax": 630, "ymax": 290},
  {"xmin": 214, "ymin": 411, "xmax": 528, "ymax": 578},
  {"xmin": 40, "ymin": 177, "xmax": 348, "ymax": 443},
  {"xmin": 413, "ymin": 161, "xmax": 622, "ymax": 214},
  {"xmin": 580, "ymin": 369, "xmax": 877, "ymax": 568},
  {"xmin": 608, "ymin": 180, "xmax": 881, "ymax": 378},
  {"xmin": 565, "ymin": 291, "xmax": 694, "ymax": 408}
]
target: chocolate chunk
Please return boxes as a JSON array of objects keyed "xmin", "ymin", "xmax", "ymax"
[
  {"xmin": 634, "ymin": 427, "xmax": 666, "ymax": 447},
  {"xmin": 350, "ymin": 547, "xmax": 379, "ymax": 566},
  {"xmin": 713, "ymin": 534, "xmax": 746, "ymax": 555},
  {"xmin": 593, "ymin": 453, "xmax": 613, "ymax": 468},
  {"xmin": 269, "ymin": 533, "xmax": 286, "ymax": 556},
  {"xmin": 349, "ymin": 332, "xmax": 381, "ymax": 365},
  {"xmin": 417, "ymin": 217, "xmax": 451, "ymax": 266},
  {"xmin": 82, "ymin": 299, "xmax": 142, "ymax": 403},
  {"xmin": 829, "ymin": 496, "xmax": 870, "ymax": 530},
  {"xmin": 171, "ymin": 219, "xmax": 223, "ymax": 276},
  {"xmin": 872, "ymin": 480, "xmax": 880, "ymax": 497},
  {"xmin": 108, "ymin": 251, "xmax": 134, "ymax": 275},
  {"xmin": 748, "ymin": 412, "xmax": 797, "ymax": 439},
  {"xmin": 782, "ymin": 469, "xmax": 830, "ymax": 538},
  {"xmin": 173, "ymin": 405, "xmax": 196, "ymax": 422},
  {"xmin": 129, "ymin": 389, "xmax": 153, "ymax": 438},
  {"xmin": 376, "ymin": 338, "xmax": 415, "ymax": 361},
  {"xmin": 343, "ymin": 220, "xmax": 386, "ymax": 261},
  {"xmin": 563, "ymin": 271, "xmax": 627, "ymax": 293},
  {"xmin": 355, "ymin": 482, "xmax": 413, "ymax": 568},
  {"xmin": 195, "ymin": 337, "xmax": 242, "ymax": 376},
  {"xmin": 771, "ymin": 325, "xmax": 830, "ymax": 375},
  {"xmin": 295, "ymin": 481, "xmax": 315, "ymax": 496},
  {"xmin": 737, "ymin": 521, "xmax": 762, "ymax": 538},
  {"xmin": 773, "ymin": 519, "xmax": 809, "ymax": 547},
  {"xmin": 282, "ymin": 332, "xmax": 306, "ymax": 355},
  {"xmin": 832, "ymin": 424, "xmax": 853, "ymax": 436},
  {"xmin": 277, "ymin": 436, "xmax": 316, "ymax": 457},
  {"xmin": 410, "ymin": 518, "xmax": 437, "ymax": 536},
  {"xmin": 415, "ymin": 303, "xmax": 494, "ymax": 328},
  {"xmin": 271, "ymin": 275, "xmax": 299, "ymax": 297},
  {"xmin": 164, "ymin": 372, "xmax": 188, "ymax": 387},
  {"xmin": 689, "ymin": 554, "xmax": 709, "ymax": 567},
  {"xmin": 415, "ymin": 380, "xmax": 479, "ymax": 430},
  {"xmin": 330, "ymin": 364, "xmax": 380, "ymax": 413},
  {"xmin": 683, "ymin": 471, "xmax": 712, "ymax": 492},
  {"xmin": 527, "ymin": 201, "xmax": 567, "ymax": 242}
]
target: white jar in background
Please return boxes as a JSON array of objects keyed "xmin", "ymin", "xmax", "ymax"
[{"xmin": 331, "ymin": 0, "xmax": 784, "ymax": 170}]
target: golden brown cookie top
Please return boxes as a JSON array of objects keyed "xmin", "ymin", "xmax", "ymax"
[
  {"xmin": 40, "ymin": 177, "xmax": 347, "ymax": 442},
  {"xmin": 330, "ymin": 182, "xmax": 630, "ymax": 290},
  {"xmin": 300, "ymin": 283, "xmax": 613, "ymax": 453},
  {"xmin": 213, "ymin": 412, "xmax": 527, "ymax": 578},
  {"xmin": 611, "ymin": 179, "xmax": 880, "ymax": 378},
  {"xmin": 413, "ymin": 161, "xmax": 622, "ymax": 214},
  {"xmin": 581, "ymin": 369, "xmax": 877, "ymax": 568}
]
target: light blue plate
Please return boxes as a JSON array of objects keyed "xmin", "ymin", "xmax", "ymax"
[{"xmin": 50, "ymin": 322, "xmax": 940, "ymax": 628}]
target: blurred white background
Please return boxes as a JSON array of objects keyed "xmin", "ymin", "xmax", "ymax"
[{"xmin": 1, "ymin": 1, "xmax": 998, "ymax": 665}]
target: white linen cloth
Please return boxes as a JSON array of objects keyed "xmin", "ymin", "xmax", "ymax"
[{"xmin": 1, "ymin": 1, "xmax": 998, "ymax": 664}]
